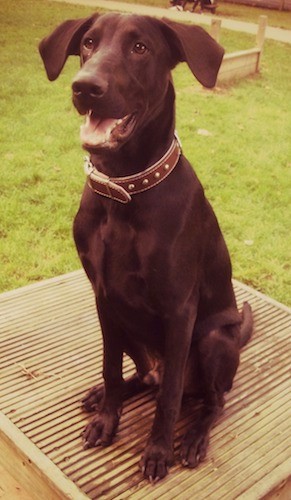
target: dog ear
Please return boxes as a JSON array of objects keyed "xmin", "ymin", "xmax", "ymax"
[
  {"xmin": 160, "ymin": 18, "xmax": 224, "ymax": 88},
  {"xmin": 39, "ymin": 14, "xmax": 98, "ymax": 81}
]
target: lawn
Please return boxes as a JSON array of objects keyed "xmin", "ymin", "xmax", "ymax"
[{"xmin": 0, "ymin": 0, "xmax": 290, "ymax": 306}]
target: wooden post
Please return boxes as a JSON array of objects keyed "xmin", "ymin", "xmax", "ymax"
[
  {"xmin": 210, "ymin": 18, "xmax": 221, "ymax": 43},
  {"xmin": 256, "ymin": 15, "xmax": 267, "ymax": 72},
  {"xmin": 256, "ymin": 15, "xmax": 268, "ymax": 50}
]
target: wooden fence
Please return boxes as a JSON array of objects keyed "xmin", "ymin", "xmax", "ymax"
[{"xmin": 212, "ymin": 15, "xmax": 268, "ymax": 84}]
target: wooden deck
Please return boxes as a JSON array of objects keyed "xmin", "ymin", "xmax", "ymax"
[{"xmin": 0, "ymin": 270, "xmax": 290, "ymax": 499}]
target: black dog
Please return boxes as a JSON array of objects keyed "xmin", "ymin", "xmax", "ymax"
[{"xmin": 39, "ymin": 13, "xmax": 253, "ymax": 481}]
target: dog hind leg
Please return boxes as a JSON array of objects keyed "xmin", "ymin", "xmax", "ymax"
[{"xmin": 180, "ymin": 324, "xmax": 240, "ymax": 467}]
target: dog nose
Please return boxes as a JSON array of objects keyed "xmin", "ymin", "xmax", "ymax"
[{"xmin": 72, "ymin": 79, "xmax": 106, "ymax": 99}]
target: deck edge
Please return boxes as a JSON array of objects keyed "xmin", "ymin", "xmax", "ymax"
[{"xmin": 0, "ymin": 412, "xmax": 88, "ymax": 500}]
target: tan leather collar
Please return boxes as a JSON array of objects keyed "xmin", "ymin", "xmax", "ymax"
[{"xmin": 84, "ymin": 136, "xmax": 181, "ymax": 204}]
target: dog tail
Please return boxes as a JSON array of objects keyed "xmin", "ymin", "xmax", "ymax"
[{"xmin": 239, "ymin": 302, "xmax": 253, "ymax": 348}]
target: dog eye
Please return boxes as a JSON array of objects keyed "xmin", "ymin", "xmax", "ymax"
[
  {"xmin": 83, "ymin": 38, "xmax": 94, "ymax": 50},
  {"xmin": 132, "ymin": 42, "xmax": 148, "ymax": 55}
]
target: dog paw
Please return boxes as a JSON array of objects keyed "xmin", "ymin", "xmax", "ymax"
[
  {"xmin": 81, "ymin": 385, "xmax": 105, "ymax": 412},
  {"xmin": 180, "ymin": 429, "xmax": 209, "ymax": 468},
  {"xmin": 82, "ymin": 411, "xmax": 119, "ymax": 449},
  {"xmin": 140, "ymin": 443, "xmax": 174, "ymax": 482}
]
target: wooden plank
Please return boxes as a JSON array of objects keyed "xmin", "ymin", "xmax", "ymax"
[
  {"xmin": 0, "ymin": 413, "xmax": 88, "ymax": 500},
  {"xmin": 210, "ymin": 18, "xmax": 222, "ymax": 43},
  {"xmin": 256, "ymin": 15, "xmax": 268, "ymax": 50},
  {"xmin": 0, "ymin": 464, "xmax": 34, "ymax": 500},
  {"xmin": 238, "ymin": 462, "xmax": 291, "ymax": 499},
  {"xmin": 217, "ymin": 48, "xmax": 260, "ymax": 83},
  {"xmin": 0, "ymin": 270, "xmax": 290, "ymax": 499}
]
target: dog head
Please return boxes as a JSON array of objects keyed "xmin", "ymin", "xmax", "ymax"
[{"xmin": 39, "ymin": 13, "xmax": 224, "ymax": 151}]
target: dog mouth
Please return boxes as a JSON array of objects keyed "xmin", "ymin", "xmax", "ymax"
[{"xmin": 80, "ymin": 110, "xmax": 137, "ymax": 149}]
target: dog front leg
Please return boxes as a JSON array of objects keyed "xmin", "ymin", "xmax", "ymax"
[
  {"xmin": 141, "ymin": 314, "xmax": 195, "ymax": 481},
  {"xmin": 82, "ymin": 302, "xmax": 124, "ymax": 449}
]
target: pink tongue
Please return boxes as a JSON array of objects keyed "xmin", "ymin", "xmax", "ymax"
[{"xmin": 80, "ymin": 114, "xmax": 117, "ymax": 146}]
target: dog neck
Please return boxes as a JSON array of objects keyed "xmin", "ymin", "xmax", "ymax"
[{"xmin": 84, "ymin": 133, "xmax": 181, "ymax": 204}]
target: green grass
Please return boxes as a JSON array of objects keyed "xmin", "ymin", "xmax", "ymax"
[{"xmin": 0, "ymin": 0, "xmax": 290, "ymax": 306}]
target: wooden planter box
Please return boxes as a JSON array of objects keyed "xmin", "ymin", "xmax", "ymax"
[{"xmin": 212, "ymin": 16, "xmax": 268, "ymax": 85}]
